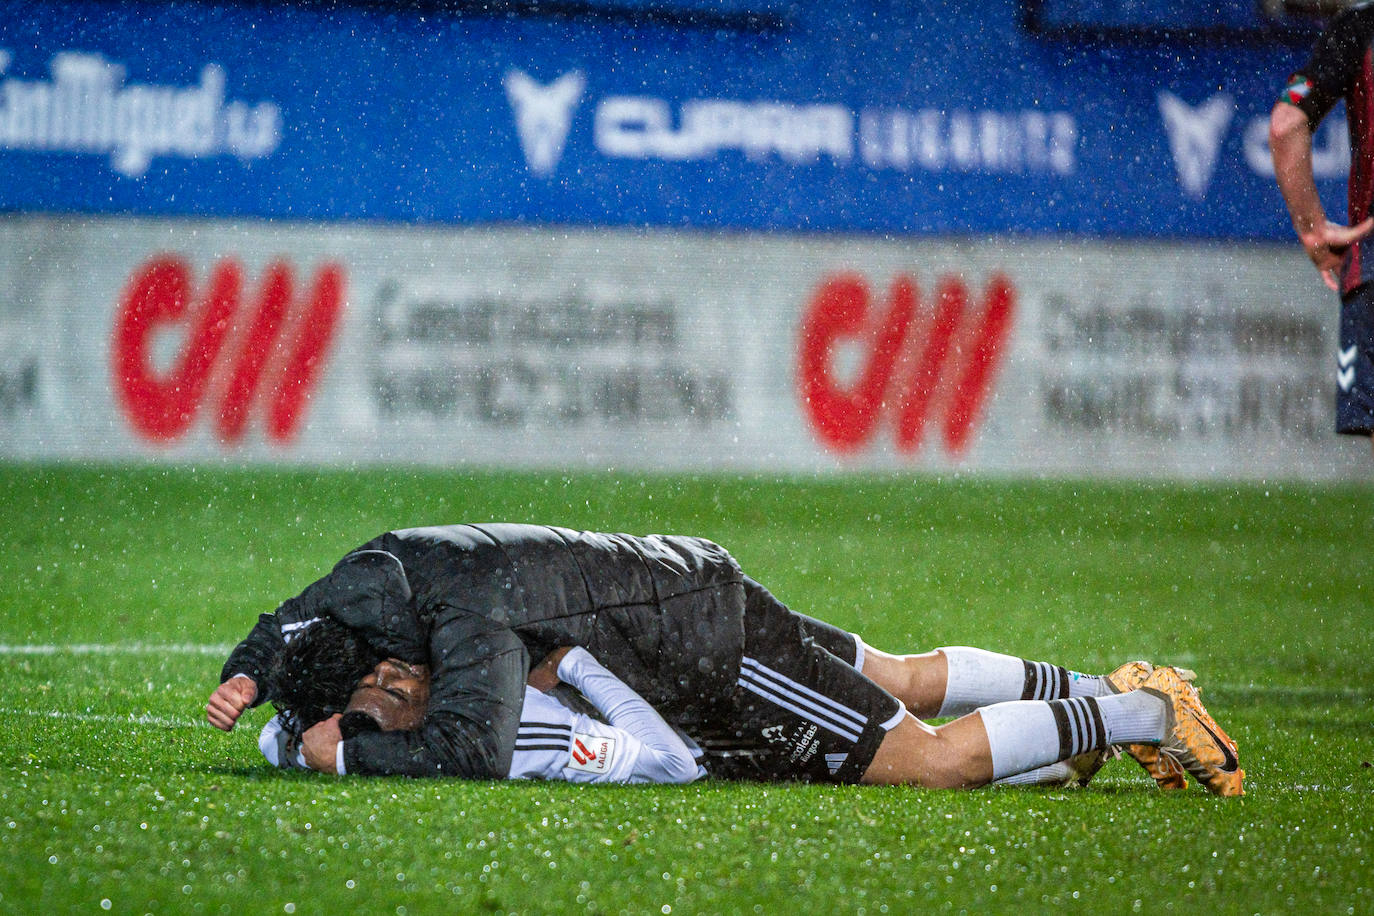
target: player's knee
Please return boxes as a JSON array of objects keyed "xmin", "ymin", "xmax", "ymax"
[{"xmin": 887, "ymin": 649, "xmax": 945, "ymax": 717}]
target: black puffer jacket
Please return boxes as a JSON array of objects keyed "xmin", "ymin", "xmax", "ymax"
[{"xmin": 222, "ymin": 524, "xmax": 746, "ymax": 778}]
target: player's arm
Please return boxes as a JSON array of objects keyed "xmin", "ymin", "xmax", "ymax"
[
  {"xmin": 331, "ymin": 608, "xmax": 527, "ymax": 778},
  {"xmin": 207, "ymin": 612, "xmax": 283, "ymax": 730},
  {"xmin": 1270, "ymin": 11, "xmax": 1374, "ymax": 288},
  {"xmin": 259, "ymin": 714, "xmax": 309, "ymax": 769},
  {"xmin": 556, "ymin": 646, "xmax": 700, "ymax": 784},
  {"xmin": 1270, "ymin": 101, "xmax": 1372, "ymax": 289}
]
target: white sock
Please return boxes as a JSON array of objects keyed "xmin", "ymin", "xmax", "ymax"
[
  {"xmin": 979, "ymin": 692, "xmax": 1165, "ymax": 781},
  {"xmin": 938, "ymin": 647, "xmax": 1026, "ymax": 717},
  {"xmin": 979, "ymin": 700, "xmax": 1061, "ymax": 780},
  {"xmin": 1097, "ymin": 689, "xmax": 1166, "ymax": 745},
  {"xmin": 1067, "ymin": 673, "xmax": 1111, "ymax": 698},
  {"xmin": 993, "ymin": 761, "xmax": 1077, "ymax": 787},
  {"xmin": 938, "ymin": 647, "xmax": 1110, "ymax": 717}
]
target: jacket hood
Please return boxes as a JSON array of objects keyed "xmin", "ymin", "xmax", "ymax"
[{"xmin": 299, "ymin": 549, "xmax": 427, "ymax": 662}]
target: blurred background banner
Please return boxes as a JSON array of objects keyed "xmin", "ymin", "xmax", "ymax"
[
  {"xmin": 0, "ymin": 0, "xmax": 1344, "ymax": 238},
  {"xmin": 0, "ymin": 216, "xmax": 1362, "ymax": 477}
]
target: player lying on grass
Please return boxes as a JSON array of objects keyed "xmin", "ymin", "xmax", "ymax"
[
  {"xmin": 207, "ymin": 524, "xmax": 1243, "ymax": 795},
  {"xmin": 260, "ymin": 639, "xmax": 701, "ymax": 784},
  {"xmin": 258, "ymin": 632, "xmax": 1206, "ymax": 791}
]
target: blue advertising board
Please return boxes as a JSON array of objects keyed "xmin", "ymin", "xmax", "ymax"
[
  {"xmin": 0, "ymin": 0, "xmax": 1348, "ymax": 240},
  {"xmin": 1030, "ymin": 0, "xmax": 1310, "ymax": 34}
]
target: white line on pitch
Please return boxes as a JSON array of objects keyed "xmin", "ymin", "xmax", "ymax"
[
  {"xmin": 0, "ymin": 643, "xmax": 234, "ymax": 656},
  {"xmin": 0, "ymin": 708, "xmax": 204, "ymax": 729}
]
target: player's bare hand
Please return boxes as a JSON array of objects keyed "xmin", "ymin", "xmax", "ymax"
[
  {"xmin": 206, "ymin": 675, "xmax": 257, "ymax": 731},
  {"xmin": 302, "ymin": 714, "xmax": 344, "ymax": 774},
  {"xmin": 527, "ymin": 647, "xmax": 575, "ymax": 692},
  {"xmin": 1302, "ymin": 217, "xmax": 1374, "ymax": 290}
]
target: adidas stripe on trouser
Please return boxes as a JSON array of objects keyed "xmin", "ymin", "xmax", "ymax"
[
  {"xmin": 739, "ymin": 656, "xmax": 869, "ymax": 744},
  {"xmin": 719, "ymin": 576, "xmax": 902, "ymax": 784},
  {"xmin": 727, "ymin": 652, "xmax": 904, "ymax": 784}
]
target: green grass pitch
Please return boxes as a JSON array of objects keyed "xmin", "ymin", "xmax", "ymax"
[{"xmin": 0, "ymin": 463, "xmax": 1371, "ymax": 913}]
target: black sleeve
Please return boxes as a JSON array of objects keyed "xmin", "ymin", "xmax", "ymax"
[
  {"xmin": 341, "ymin": 607, "xmax": 527, "ymax": 779},
  {"xmin": 218, "ymin": 546, "xmax": 419, "ymax": 705},
  {"xmin": 220, "ymin": 612, "xmax": 284, "ymax": 704},
  {"xmin": 1287, "ymin": 7, "xmax": 1374, "ymax": 128}
]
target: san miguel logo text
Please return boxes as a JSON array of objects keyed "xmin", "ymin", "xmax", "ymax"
[
  {"xmin": 797, "ymin": 272, "xmax": 1015, "ymax": 456},
  {"xmin": 0, "ymin": 51, "xmax": 282, "ymax": 177},
  {"xmin": 111, "ymin": 254, "xmax": 345, "ymax": 445}
]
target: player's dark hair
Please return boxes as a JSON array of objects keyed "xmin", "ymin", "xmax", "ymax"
[{"xmin": 267, "ymin": 617, "xmax": 384, "ymax": 734}]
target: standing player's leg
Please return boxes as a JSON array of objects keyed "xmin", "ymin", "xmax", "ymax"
[{"xmin": 1336, "ymin": 284, "xmax": 1374, "ymax": 453}]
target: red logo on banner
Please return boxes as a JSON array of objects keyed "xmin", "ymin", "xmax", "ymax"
[
  {"xmin": 111, "ymin": 254, "xmax": 346, "ymax": 444},
  {"xmin": 798, "ymin": 272, "xmax": 1015, "ymax": 456}
]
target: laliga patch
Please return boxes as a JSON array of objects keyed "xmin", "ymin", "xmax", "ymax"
[
  {"xmin": 1283, "ymin": 74, "xmax": 1312, "ymax": 106},
  {"xmin": 568, "ymin": 733, "xmax": 616, "ymax": 775}
]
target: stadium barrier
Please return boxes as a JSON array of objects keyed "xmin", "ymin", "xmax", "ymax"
[{"xmin": 0, "ymin": 215, "xmax": 1362, "ymax": 478}]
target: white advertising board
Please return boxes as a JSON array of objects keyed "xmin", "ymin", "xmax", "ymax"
[{"xmin": 0, "ymin": 215, "xmax": 1364, "ymax": 478}]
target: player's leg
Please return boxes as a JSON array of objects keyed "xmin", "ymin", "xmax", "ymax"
[
  {"xmin": 763, "ymin": 579, "xmax": 1135, "ymax": 718},
  {"xmin": 1336, "ymin": 283, "xmax": 1374, "ymax": 447},
  {"xmin": 847, "ymin": 646, "xmax": 947, "ymax": 718},
  {"xmin": 851, "ymin": 643, "xmax": 1121, "ymax": 719},
  {"xmin": 861, "ymin": 688, "xmax": 1166, "ymax": 788},
  {"xmin": 727, "ymin": 583, "xmax": 1147, "ymax": 789},
  {"xmin": 862, "ymin": 665, "xmax": 1243, "ymax": 795}
]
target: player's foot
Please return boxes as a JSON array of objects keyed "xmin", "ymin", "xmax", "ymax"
[
  {"xmin": 1105, "ymin": 660, "xmax": 1189, "ymax": 790},
  {"xmin": 1141, "ymin": 665, "xmax": 1245, "ymax": 797}
]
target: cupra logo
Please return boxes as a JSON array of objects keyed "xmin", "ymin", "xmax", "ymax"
[
  {"xmin": 504, "ymin": 69, "xmax": 586, "ymax": 177},
  {"xmin": 1158, "ymin": 90, "xmax": 1235, "ymax": 199}
]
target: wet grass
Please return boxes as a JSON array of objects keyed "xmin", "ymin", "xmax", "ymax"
[{"xmin": 0, "ymin": 463, "xmax": 1370, "ymax": 913}]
